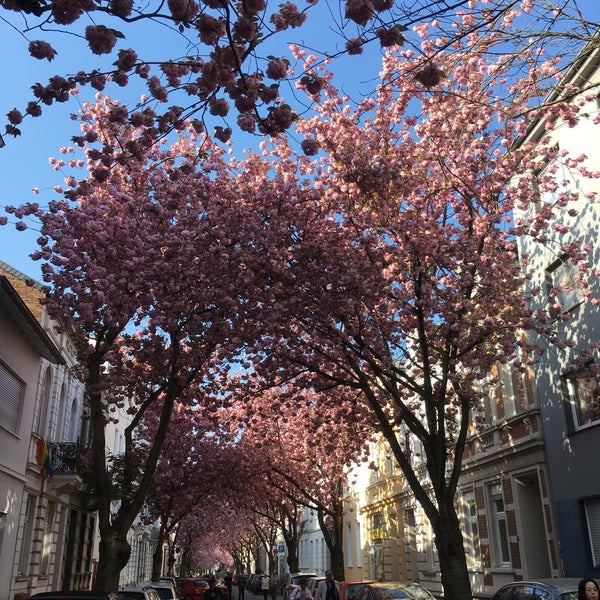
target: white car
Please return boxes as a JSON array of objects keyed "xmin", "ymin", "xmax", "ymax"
[
  {"xmin": 353, "ymin": 582, "xmax": 435, "ymax": 600},
  {"xmin": 118, "ymin": 585, "xmax": 162, "ymax": 600}
]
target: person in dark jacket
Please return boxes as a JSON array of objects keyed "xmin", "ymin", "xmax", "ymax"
[
  {"xmin": 224, "ymin": 572, "xmax": 233, "ymax": 599},
  {"xmin": 205, "ymin": 579, "xmax": 223, "ymax": 600},
  {"xmin": 237, "ymin": 574, "xmax": 246, "ymax": 600}
]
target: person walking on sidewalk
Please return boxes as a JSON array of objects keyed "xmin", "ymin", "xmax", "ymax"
[
  {"xmin": 224, "ymin": 571, "xmax": 233, "ymax": 600},
  {"xmin": 261, "ymin": 572, "xmax": 271, "ymax": 600},
  {"xmin": 238, "ymin": 574, "xmax": 246, "ymax": 600},
  {"xmin": 290, "ymin": 579, "xmax": 313, "ymax": 600},
  {"xmin": 313, "ymin": 571, "xmax": 340, "ymax": 600},
  {"xmin": 205, "ymin": 578, "xmax": 223, "ymax": 600},
  {"xmin": 270, "ymin": 571, "xmax": 279, "ymax": 600}
]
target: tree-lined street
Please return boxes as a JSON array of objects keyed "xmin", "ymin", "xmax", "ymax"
[{"xmin": 1, "ymin": 2, "xmax": 600, "ymax": 599}]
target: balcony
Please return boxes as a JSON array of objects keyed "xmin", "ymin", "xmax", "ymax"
[
  {"xmin": 50, "ymin": 441, "xmax": 79, "ymax": 473},
  {"xmin": 48, "ymin": 441, "xmax": 84, "ymax": 494}
]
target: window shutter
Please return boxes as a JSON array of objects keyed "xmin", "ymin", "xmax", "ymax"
[
  {"xmin": 585, "ymin": 497, "xmax": 600, "ymax": 567},
  {"xmin": 0, "ymin": 361, "xmax": 25, "ymax": 433}
]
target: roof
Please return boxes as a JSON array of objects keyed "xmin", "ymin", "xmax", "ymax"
[
  {"xmin": 0, "ymin": 274, "xmax": 64, "ymax": 364},
  {"xmin": 0, "ymin": 259, "xmax": 45, "ymax": 320},
  {"xmin": 516, "ymin": 34, "xmax": 600, "ymax": 147}
]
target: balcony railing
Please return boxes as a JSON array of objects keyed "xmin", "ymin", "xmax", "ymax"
[{"xmin": 49, "ymin": 442, "xmax": 79, "ymax": 474}]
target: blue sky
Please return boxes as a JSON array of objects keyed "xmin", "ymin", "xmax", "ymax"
[
  {"xmin": 0, "ymin": 2, "xmax": 385, "ymax": 279},
  {"xmin": 1, "ymin": 1, "xmax": 599, "ymax": 280}
]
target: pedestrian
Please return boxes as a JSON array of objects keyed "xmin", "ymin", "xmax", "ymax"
[
  {"xmin": 262, "ymin": 572, "xmax": 271, "ymax": 600},
  {"xmin": 578, "ymin": 579, "xmax": 600, "ymax": 600},
  {"xmin": 313, "ymin": 570, "xmax": 340, "ymax": 600},
  {"xmin": 290, "ymin": 579, "xmax": 313, "ymax": 600},
  {"xmin": 224, "ymin": 571, "xmax": 233, "ymax": 599},
  {"xmin": 270, "ymin": 571, "xmax": 279, "ymax": 600},
  {"xmin": 281, "ymin": 572, "xmax": 291, "ymax": 600},
  {"xmin": 205, "ymin": 579, "xmax": 223, "ymax": 600},
  {"xmin": 238, "ymin": 574, "xmax": 246, "ymax": 600}
]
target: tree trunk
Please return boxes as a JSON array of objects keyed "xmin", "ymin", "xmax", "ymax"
[
  {"xmin": 152, "ymin": 517, "xmax": 169, "ymax": 581},
  {"xmin": 152, "ymin": 539, "xmax": 164, "ymax": 581},
  {"xmin": 317, "ymin": 489, "xmax": 345, "ymax": 581},
  {"xmin": 431, "ymin": 503, "xmax": 472, "ymax": 600},
  {"xmin": 94, "ymin": 530, "xmax": 131, "ymax": 593},
  {"xmin": 167, "ymin": 548, "xmax": 177, "ymax": 576},
  {"xmin": 286, "ymin": 551, "xmax": 299, "ymax": 574},
  {"xmin": 180, "ymin": 544, "xmax": 193, "ymax": 577},
  {"xmin": 329, "ymin": 547, "xmax": 345, "ymax": 583}
]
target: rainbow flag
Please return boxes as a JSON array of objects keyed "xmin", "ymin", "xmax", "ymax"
[{"xmin": 37, "ymin": 437, "xmax": 53, "ymax": 478}]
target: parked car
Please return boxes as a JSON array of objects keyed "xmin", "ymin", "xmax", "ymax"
[
  {"xmin": 119, "ymin": 586, "xmax": 163, "ymax": 600},
  {"xmin": 195, "ymin": 576, "xmax": 229, "ymax": 599},
  {"xmin": 28, "ymin": 593, "xmax": 112, "ymax": 600},
  {"xmin": 177, "ymin": 578, "xmax": 209, "ymax": 600},
  {"xmin": 340, "ymin": 581, "xmax": 376, "ymax": 600},
  {"xmin": 287, "ymin": 574, "xmax": 319, "ymax": 599},
  {"xmin": 353, "ymin": 581, "xmax": 435, "ymax": 600},
  {"xmin": 160, "ymin": 578, "xmax": 179, "ymax": 594},
  {"xmin": 289, "ymin": 574, "xmax": 319, "ymax": 587},
  {"xmin": 490, "ymin": 578, "xmax": 580, "ymax": 600},
  {"xmin": 134, "ymin": 581, "xmax": 178, "ymax": 600}
]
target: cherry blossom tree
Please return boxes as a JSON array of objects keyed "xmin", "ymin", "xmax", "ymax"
[
  {"xmin": 2, "ymin": 0, "xmax": 598, "ymax": 146},
  {"xmin": 219, "ymin": 23, "xmax": 600, "ymax": 600},
  {"xmin": 228, "ymin": 386, "xmax": 373, "ymax": 580},
  {"xmin": 5, "ymin": 6, "xmax": 599, "ymax": 593},
  {"xmin": 6, "ymin": 94, "xmax": 279, "ymax": 593},
  {"xmin": 143, "ymin": 407, "xmax": 267, "ymax": 579}
]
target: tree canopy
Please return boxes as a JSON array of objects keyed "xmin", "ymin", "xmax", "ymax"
[{"xmin": 2, "ymin": 2, "xmax": 600, "ymax": 597}]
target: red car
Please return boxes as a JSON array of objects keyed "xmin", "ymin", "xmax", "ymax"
[
  {"xmin": 197, "ymin": 577, "xmax": 230, "ymax": 600},
  {"xmin": 177, "ymin": 578, "xmax": 209, "ymax": 600}
]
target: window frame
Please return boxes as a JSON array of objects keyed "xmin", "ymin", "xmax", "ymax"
[
  {"xmin": 0, "ymin": 359, "xmax": 26, "ymax": 434},
  {"xmin": 563, "ymin": 363, "xmax": 600, "ymax": 430},
  {"xmin": 461, "ymin": 491, "xmax": 481, "ymax": 568},
  {"xmin": 488, "ymin": 484, "xmax": 511, "ymax": 567},
  {"xmin": 18, "ymin": 493, "xmax": 37, "ymax": 575},
  {"xmin": 584, "ymin": 497, "xmax": 600, "ymax": 567},
  {"xmin": 546, "ymin": 255, "xmax": 584, "ymax": 316}
]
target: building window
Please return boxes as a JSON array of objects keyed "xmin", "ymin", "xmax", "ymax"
[
  {"xmin": 384, "ymin": 454, "xmax": 394, "ymax": 475},
  {"xmin": 346, "ymin": 523, "xmax": 353, "ymax": 568},
  {"xmin": 18, "ymin": 494, "xmax": 37, "ymax": 575},
  {"xmin": 0, "ymin": 360, "xmax": 25, "ymax": 434},
  {"xmin": 371, "ymin": 512, "xmax": 384, "ymax": 541},
  {"xmin": 41, "ymin": 501, "xmax": 55, "ymax": 574},
  {"xmin": 37, "ymin": 366, "xmax": 52, "ymax": 437},
  {"xmin": 564, "ymin": 365, "xmax": 600, "ymax": 429},
  {"xmin": 585, "ymin": 497, "xmax": 600, "ymax": 567},
  {"xmin": 488, "ymin": 484, "xmax": 511, "ymax": 567},
  {"xmin": 461, "ymin": 492, "xmax": 480, "ymax": 568},
  {"xmin": 537, "ymin": 156, "xmax": 568, "ymax": 206},
  {"xmin": 356, "ymin": 522, "xmax": 362, "ymax": 568},
  {"xmin": 546, "ymin": 255, "xmax": 583, "ymax": 315},
  {"xmin": 0, "ymin": 511, "xmax": 6, "ymax": 552}
]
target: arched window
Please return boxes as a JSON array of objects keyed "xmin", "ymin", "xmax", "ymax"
[
  {"xmin": 56, "ymin": 382, "xmax": 67, "ymax": 440},
  {"xmin": 37, "ymin": 366, "xmax": 52, "ymax": 437},
  {"xmin": 68, "ymin": 397, "xmax": 78, "ymax": 441}
]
